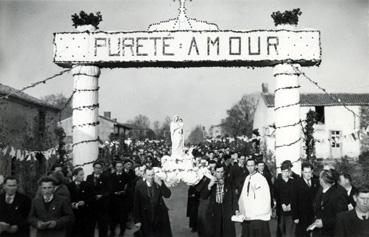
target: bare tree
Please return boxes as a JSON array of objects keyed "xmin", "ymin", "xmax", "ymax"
[
  {"xmin": 188, "ymin": 125, "xmax": 205, "ymax": 144},
  {"xmin": 131, "ymin": 114, "xmax": 151, "ymax": 129},
  {"xmin": 161, "ymin": 116, "xmax": 171, "ymax": 140},
  {"xmin": 221, "ymin": 94, "xmax": 258, "ymax": 138}
]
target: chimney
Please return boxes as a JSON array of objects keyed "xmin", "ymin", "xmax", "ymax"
[
  {"xmin": 262, "ymin": 83, "xmax": 269, "ymax": 93},
  {"xmin": 104, "ymin": 111, "xmax": 111, "ymax": 119}
]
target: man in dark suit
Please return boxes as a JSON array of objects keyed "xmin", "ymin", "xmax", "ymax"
[
  {"xmin": 231, "ymin": 155, "xmax": 249, "ymax": 198},
  {"xmin": 309, "ymin": 169, "xmax": 348, "ymax": 237},
  {"xmin": 338, "ymin": 173, "xmax": 357, "ymax": 211},
  {"xmin": 122, "ymin": 159, "xmax": 136, "ymax": 223},
  {"xmin": 256, "ymin": 161, "xmax": 272, "ymax": 187},
  {"xmin": 109, "ymin": 160, "xmax": 129, "ymax": 237},
  {"xmin": 222, "ymin": 155, "xmax": 234, "ymax": 182},
  {"xmin": 292, "ymin": 163, "xmax": 319, "ymax": 237},
  {"xmin": 134, "ymin": 167, "xmax": 172, "ymax": 237},
  {"xmin": 67, "ymin": 168, "xmax": 93, "ymax": 237},
  {"xmin": 274, "ymin": 161, "xmax": 296, "ymax": 237},
  {"xmin": 202, "ymin": 164, "xmax": 236, "ymax": 237},
  {"xmin": 35, "ymin": 167, "xmax": 71, "ymax": 202},
  {"xmin": 86, "ymin": 161, "xmax": 110, "ymax": 237},
  {"xmin": 0, "ymin": 176, "xmax": 31, "ymax": 237},
  {"xmin": 28, "ymin": 176, "xmax": 75, "ymax": 237},
  {"xmin": 335, "ymin": 184, "xmax": 369, "ymax": 237},
  {"xmin": 256, "ymin": 160, "xmax": 273, "ymax": 208},
  {"xmin": 195, "ymin": 173, "xmax": 211, "ymax": 237}
]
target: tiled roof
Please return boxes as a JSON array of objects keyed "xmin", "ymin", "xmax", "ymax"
[
  {"xmin": 262, "ymin": 93, "xmax": 369, "ymax": 107},
  {"xmin": 119, "ymin": 123, "xmax": 147, "ymax": 130},
  {"xmin": 99, "ymin": 116, "xmax": 133, "ymax": 130},
  {"xmin": 0, "ymin": 83, "xmax": 60, "ymax": 111},
  {"xmin": 98, "ymin": 116, "xmax": 147, "ymax": 130},
  {"xmin": 210, "ymin": 123, "xmax": 225, "ymax": 128}
]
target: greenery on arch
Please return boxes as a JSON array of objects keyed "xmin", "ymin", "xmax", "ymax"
[
  {"xmin": 71, "ymin": 11, "xmax": 103, "ymax": 29},
  {"xmin": 271, "ymin": 8, "xmax": 302, "ymax": 26}
]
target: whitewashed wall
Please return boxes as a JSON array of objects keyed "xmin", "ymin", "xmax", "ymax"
[
  {"xmin": 253, "ymin": 100, "xmax": 275, "ymax": 155},
  {"xmin": 59, "ymin": 117, "xmax": 73, "ymax": 137},
  {"xmin": 60, "ymin": 116, "xmax": 115, "ymax": 143},
  {"xmin": 254, "ymin": 100, "xmax": 362, "ymax": 159},
  {"xmin": 99, "ymin": 118, "xmax": 115, "ymax": 142}
]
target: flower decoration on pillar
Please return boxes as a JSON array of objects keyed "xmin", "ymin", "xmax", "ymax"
[
  {"xmin": 71, "ymin": 11, "xmax": 103, "ymax": 29},
  {"xmin": 271, "ymin": 8, "xmax": 302, "ymax": 26}
]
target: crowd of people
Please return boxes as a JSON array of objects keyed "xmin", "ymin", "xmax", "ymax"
[
  {"xmin": 185, "ymin": 151, "xmax": 369, "ymax": 237},
  {"xmin": 0, "ymin": 138, "xmax": 368, "ymax": 237}
]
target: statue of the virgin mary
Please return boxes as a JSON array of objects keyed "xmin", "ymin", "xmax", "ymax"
[{"xmin": 170, "ymin": 115, "xmax": 184, "ymax": 158}]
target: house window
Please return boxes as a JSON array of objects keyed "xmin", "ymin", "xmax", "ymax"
[
  {"xmin": 330, "ymin": 130, "xmax": 341, "ymax": 148},
  {"xmin": 114, "ymin": 125, "xmax": 119, "ymax": 135},
  {"xmin": 315, "ymin": 106, "xmax": 325, "ymax": 124}
]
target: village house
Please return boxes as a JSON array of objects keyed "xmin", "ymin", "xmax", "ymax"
[
  {"xmin": 0, "ymin": 83, "xmax": 61, "ymax": 195},
  {"xmin": 60, "ymin": 111, "xmax": 151, "ymax": 143},
  {"xmin": 253, "ymin": 92, "xmax": 369, "ymax": 159},
  {"xmin": 0, "ymin": 83, "xmax": 61, "ymax": 150},
  {"xmin": 208, "ymin": 124, "xmax": 224, "ymax": 138}
]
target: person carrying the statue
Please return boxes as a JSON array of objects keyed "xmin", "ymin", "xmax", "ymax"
[
  {"xmin": 133, "ymin": 167, "xmax": 172, "ymax": 237},
  {"xmin": 201, "ymin": 163, "xmax": 237, "ymax": 237}
]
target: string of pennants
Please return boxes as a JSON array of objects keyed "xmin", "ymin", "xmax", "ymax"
[
  {"xmin": 314, "ymin": 128, "xmax": 369, "ymax": 144},
  {"xmin": 0, "ymin": 139, "xmax": 167, "ymax": 161},
  {"xmin": 0, "ymin": 145, "xmax": 69, "ymax": 161}
]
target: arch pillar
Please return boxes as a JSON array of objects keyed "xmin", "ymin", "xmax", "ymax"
[
  {"xmin": 72, "ymin": 24, "xmax": 100, "ymax": 176},
  {"xmin": 273, "ymin": 63, "xmax": 301, "ymax": 175}
]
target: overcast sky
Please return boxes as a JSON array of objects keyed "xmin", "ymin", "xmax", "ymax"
[{"xmin": 0, "ymin": 0, "xmax": 368, "ymax": 133}]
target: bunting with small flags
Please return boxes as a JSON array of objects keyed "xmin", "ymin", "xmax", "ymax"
[{"xmin": 0, "ymin": 145, "xmax": 60, "ymax": 161}]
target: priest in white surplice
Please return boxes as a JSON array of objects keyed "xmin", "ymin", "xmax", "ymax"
[
  {"xmin": 170, "ymin": 115, "xmax": 184, "ymax": 158},
  {"xmin": 238, "ymin": 158, "xmax": 271, "ymax": 237}
]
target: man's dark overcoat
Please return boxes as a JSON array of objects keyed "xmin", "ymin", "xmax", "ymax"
[{"xmin": 133, "ymin": 179, "xmax": 172, "ymax": 237}]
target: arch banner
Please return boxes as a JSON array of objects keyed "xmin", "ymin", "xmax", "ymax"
[{"xmin": 54, "ymin": 29, "xmax": 321, "ymax": 68}]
